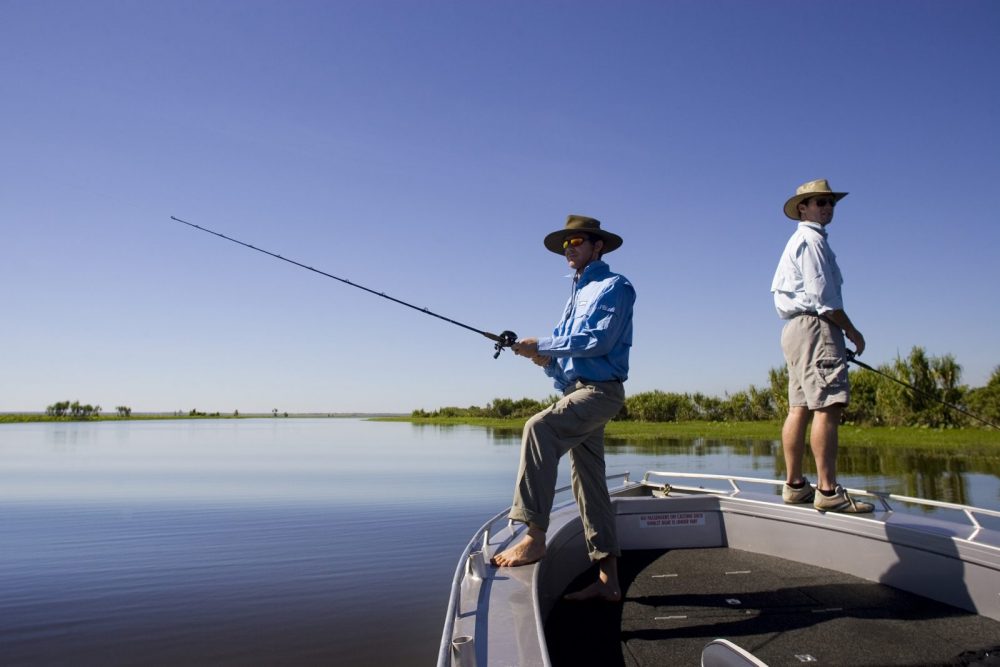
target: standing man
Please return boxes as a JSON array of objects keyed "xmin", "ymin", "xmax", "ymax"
[
  {"xmin": 771, "ymin": 179, "xmax": 874, "ymax": 513},
  {"xmin": 491, "ymin": 215, "xmax": 635, "ymax": 602}
]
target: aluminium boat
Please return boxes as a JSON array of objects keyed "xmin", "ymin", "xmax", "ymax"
[{"xmin": 438, "ymin": 472, "xmax": 1000, "ymax": 666}]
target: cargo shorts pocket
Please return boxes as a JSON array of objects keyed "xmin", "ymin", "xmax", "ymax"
[{"xmin": 815, "ymin": 356, "xmax": 847, "ymax": 388}]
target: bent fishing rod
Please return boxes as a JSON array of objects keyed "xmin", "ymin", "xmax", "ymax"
[
  {"xmin": 170, "ymin": 216, "xmax": 518, "ymax": 358},
  {"xmin": 846, "ymin": 351, "xmax": 999, "ymax": 430}
]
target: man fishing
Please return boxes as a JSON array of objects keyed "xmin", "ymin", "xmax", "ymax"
[
  {"xmin": 771, "ymin": 179, "xmax": 874, "ymax": 513},
  {"xmin": 490, "ymin": 215, "xmax": 635, "ymax": 603}
]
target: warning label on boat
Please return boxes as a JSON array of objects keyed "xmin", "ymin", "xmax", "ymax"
[{"xmin": 639, "ymin": 512, "xmax": 705, "ymax": 528}]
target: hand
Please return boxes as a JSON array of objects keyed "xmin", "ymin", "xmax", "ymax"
[
  {"xmin": 513, "ymin": 338, "xmax": 539, "ymax": 358},
  {"xmin": 846, "ymin": 328, "xmax": 866, "ymax": 356}
]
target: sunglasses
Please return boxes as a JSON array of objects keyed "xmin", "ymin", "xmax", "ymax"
[
  {"xmin": 562, "ymin": 236, "xmax": 589, "ymax": 249},
  {"xmin": 812, "ymin": 198, "xmax": 837, "ymax": 208}
]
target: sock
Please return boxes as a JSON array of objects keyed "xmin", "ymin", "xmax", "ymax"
[
  {"xmin": 819, "ymin": 488, "xmax": 837, "ymax": 497},
  {"xmin": 787, "ymin": 480, "xmax": 806, "ymax": 489}
]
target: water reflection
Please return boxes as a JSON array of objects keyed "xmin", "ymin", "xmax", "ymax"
[{"xmin": 472, "ymin": 426, "xmax": 1000, "ymax": 511}]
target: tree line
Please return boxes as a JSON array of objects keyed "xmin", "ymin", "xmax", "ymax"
[
  {"xmin": 38, "ymin": 405, "xmax": 285, "ymax": 420},
  {"xmin": 412, "ymin": 347, "xmax": 1000, "ymax": 429},
  {"xmin": 45, "ymin": 402, "xmax": 132, "ymax": 419}
]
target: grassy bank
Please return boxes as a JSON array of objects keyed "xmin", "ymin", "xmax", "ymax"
[
  {"xmin": 374, "ymin": 416, "xmax": 1000, "ymax": 449},
  {"xmin": 7, "ymin": 413, "xmax": 998, "ymax": 449}
]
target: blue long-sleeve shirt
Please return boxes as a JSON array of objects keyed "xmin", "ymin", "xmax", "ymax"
[{"xmin": 536, "ymin": 260, "xmax": 635, "ymax": 392}]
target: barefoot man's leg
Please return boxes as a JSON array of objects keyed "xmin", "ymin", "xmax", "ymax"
[
  {"xmin": 561, "ymin": 405, "xmax": 622, "ymax": 603},
  {"xmin": 494, "ymin": 383, "xmax": 624, "ymax": 597}
]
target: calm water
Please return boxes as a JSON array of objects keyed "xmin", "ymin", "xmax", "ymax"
[{"xmin": 1, "ymin": 418, "xmax": 998, "ymax": 666}]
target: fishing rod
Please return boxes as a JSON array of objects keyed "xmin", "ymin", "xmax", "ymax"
[
  {"xmin": 170, "ymin": 216, "xmax": 518, "ymax": 358},
  {"xmin": 846, "ymin": 351, "xmax": 999, "ymax": 430}
]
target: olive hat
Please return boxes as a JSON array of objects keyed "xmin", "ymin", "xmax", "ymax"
[{"xmin": 543, "ymin": 215, "xmax": 624, "ymax": 255}]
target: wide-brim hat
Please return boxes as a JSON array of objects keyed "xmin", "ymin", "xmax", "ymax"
[
  {"xmin": 783, "ymin": 179, "xmax": 848, "ymax": 220},
  {"xmin": 543, "ymin": 215, "xmax": 623, "ymax": 255}
]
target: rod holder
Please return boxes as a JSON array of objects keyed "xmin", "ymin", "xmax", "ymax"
[
  {"xmin": 451, "ymin": 635, "xmax": 476, "ymax": 667},
  {"xmin": 465, "ymin": 550, "xmax": 487, "ymax": 580}
]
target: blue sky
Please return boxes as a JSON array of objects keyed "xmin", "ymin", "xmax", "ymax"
[{"xmin": 3, "ymin": 0, "xmax": 998, "ymax": 414}]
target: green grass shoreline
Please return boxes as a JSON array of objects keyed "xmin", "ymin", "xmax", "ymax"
[
  {"xmin": 4, "ymin": 413, "xmax": 998, "ymax": 449},
  {"xmin": 374, "ymin": 416, "xmax": 1000, "ymax": 449}
]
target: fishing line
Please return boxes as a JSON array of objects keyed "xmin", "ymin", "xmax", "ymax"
[
  {"xmin": 170, "ymin": 216, "xmax": 517, "ymax": 358},
  {"xmin": 846, "ymin": 351, "xmax": 999, "ymax": 430}
]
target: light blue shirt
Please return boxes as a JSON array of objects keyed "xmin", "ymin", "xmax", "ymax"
[
  {"xmin": 536, "ymin": 260, "xmax": 635, "ymax": 392},
  {"xmin": 771, "ymin": 221, "xmax": 844, "ymax": 319}
]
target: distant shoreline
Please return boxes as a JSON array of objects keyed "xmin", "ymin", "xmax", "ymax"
[
  {"xmin": 0, "ymin": 413, "xmax": 406, "ymax": 423},
  {"xmin": 5, "ymin": 414, "xmax": 997, "ymax": 449}
]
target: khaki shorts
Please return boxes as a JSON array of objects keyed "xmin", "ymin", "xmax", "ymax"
[{"xmin": 781, "ymin": 315, "xmax": 849, "ymax": 410}]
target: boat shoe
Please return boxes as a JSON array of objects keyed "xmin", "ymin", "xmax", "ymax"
[
  {"xmin": 814, "ymin": 485, "xmax": 875, "ymax": 513},
  {"xmin": 782, "ymin": 477, "xmax": 816, "ymax": 504}
]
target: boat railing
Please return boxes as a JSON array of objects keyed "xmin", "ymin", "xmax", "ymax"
[{"xmin": 639, "ymin": 470, "xmax": 1000, "ymax": 544}]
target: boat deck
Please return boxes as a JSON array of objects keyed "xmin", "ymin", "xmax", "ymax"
[{"xmin": 546, "ymin": 547, "xmax": 1000, "ymax": 667}]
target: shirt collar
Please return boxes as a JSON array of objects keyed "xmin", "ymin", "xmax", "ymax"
[
  {"xmin": 568, "ymin": 260, "xmax": 609, "ymax": 284},
  {"xmin": 798, "ymin": 221, "xmax": 827, "ymax": 237}
]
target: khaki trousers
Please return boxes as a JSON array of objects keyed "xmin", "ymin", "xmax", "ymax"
[{"xmin": 509, "ymin": 379, "xmax": 625, "ymax": 561}]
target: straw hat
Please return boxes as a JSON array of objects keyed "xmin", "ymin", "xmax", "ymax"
[
  {"xmin": 783, "ymin": 179, "xmax": 848, "ymax": 220},
  {"xmin": 543, "ymin": 215, "xmax": 623, "ymax": 255}
]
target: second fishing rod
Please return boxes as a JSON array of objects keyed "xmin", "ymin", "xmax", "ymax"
[
  {"xmin": 171, "ymin": 216, "xmax": 518, "ymax": 358},
  {"xmin": 846, "ymin": 351, "xmax": 999, "ymax": 430}
]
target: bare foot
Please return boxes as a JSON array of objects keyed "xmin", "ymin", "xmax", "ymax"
[
  {"xmin": 490, "ymin": 527, "xmax": 546, "ymax": 567},
  {"xmin": 564, "ymin": 556, "xmax": 621, "ymax": 602}
]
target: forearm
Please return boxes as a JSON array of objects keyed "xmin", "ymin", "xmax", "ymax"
[
  {"xmin": 823, "ymin": 309, "xmax": 865, "ymax": 355},
  {"xmin": 823, "ymin": 309, "xmax": 855, "ymax": 336},
  {"xmin": 537, "ymin": 331, "xmax": 612, "ymax": 358}
]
